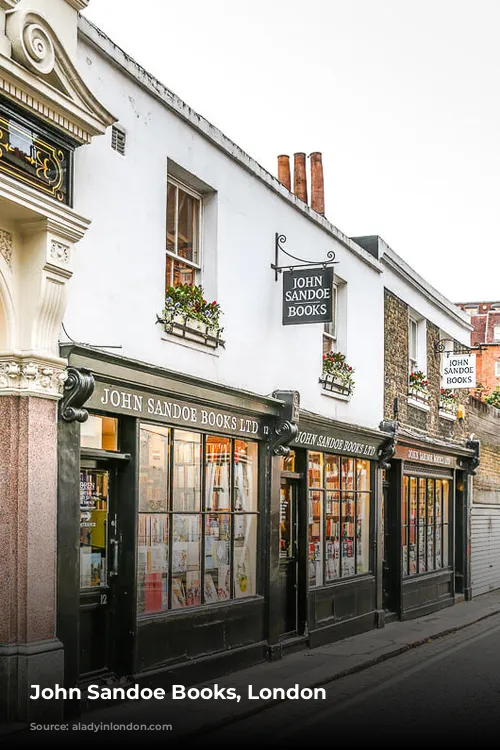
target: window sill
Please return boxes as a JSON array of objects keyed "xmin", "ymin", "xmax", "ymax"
[
  {"xmin": 438, "ymin": 409, "xmax": 457, "ymax": 422},
  {"xmin": 407, "ymin": 396, "xmax": 430, "ymax": 412},
  {"xmin": 161, "ymin": 331, "xmax": 221, "ymax": 356},
  {"xmin": 321, "ymin": 388, "xmax": 351, "ymax": 402}
]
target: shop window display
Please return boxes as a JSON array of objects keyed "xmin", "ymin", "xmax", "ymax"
[
  {"xmin": 137, "ymin": 426, "xmax": 258, "ymax": 615},
  {"xmin": 401, "ymin": 476, "xmax": 450, "ymax": 577},
  {"xmin": 308, "ymin": 452, "xmax": 372, "ymax": 587}
]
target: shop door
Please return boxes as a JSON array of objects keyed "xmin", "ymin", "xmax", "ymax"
[
  {"xmin": 79, "ymin": 463, "xmax": 121, "ymax": 679},
  {"xmin": 382, "ymin": 476, "xmax": 399, "ymax": 616},
  {"xmin": 278, "ymin": 478, "xmax": 298, "ymax": 638}
]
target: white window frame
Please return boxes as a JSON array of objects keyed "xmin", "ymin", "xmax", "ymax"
[
  {"xmin": 166, "ymin": 177, "xmax": 203, "ymax": 285},
  {"xmin": 495, "ymin": 361, "xmax": 500, "ymax": 378},
  {"xmin": 322, "ymin": 283, "xmax": 338, "ymax": 354},
  {"xmin": 493, "ymin": 324, "xmax": 500, "ymax": 342},
  {"xmin": 409, "ymin": 317, "xmax": 418, "ymax": 374}
]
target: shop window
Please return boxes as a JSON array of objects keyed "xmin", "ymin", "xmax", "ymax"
[
  {"xmin": 80, "ymin": 415, "xmax": 118, "ymax": 451},
  {"xmin": 137, "ymin": 426, "xmax": 258, "ymax": 615},
  {"xmin": 280, "ymin": 450, "xmax": 296, "ymax": 473},
  {"xmin": 307, "ymin": 452, "xmax": 371, "ymax": 587},
  {"xmin": 402, "ymin": 475, "xmax": 450, "ymax": 577},
  {"xmin": 166, "ymin": 178, "xmax": 201, "ymax": 289}
]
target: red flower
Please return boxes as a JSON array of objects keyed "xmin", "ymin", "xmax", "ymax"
[{"xmin": 212, "ymin": 301, "xmax": 217, "ymax": 306}]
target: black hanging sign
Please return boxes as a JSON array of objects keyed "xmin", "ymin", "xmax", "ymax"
[{"xmin": 282, "ymin": 266, "xmax": 334, "ymax": 325}]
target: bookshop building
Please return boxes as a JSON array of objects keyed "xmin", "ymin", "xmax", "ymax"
[{"xmin": 57, "ymin": 345, "xmax": 387, "ymax": 695}]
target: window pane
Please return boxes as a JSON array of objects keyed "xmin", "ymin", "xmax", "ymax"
[
  {"xmin": 402, "ymin": 526, "xmax": 408, "ymax": 577},
  {"xmin": 325, "ymin": 454, "xmax": 340, "ymax": 490},
  {"xmin": 81, "ymin": 415, "xmax": 118, "ymax": 451},
  {"xmin": 443, "ymin": 480, "xmax": 450, "ymax": 523},
  {"xmin": 435, "ymin": 525, "xmax": 442, "ymax": 568},
  {"xmin": 234, "ymin": 514, "xmax": 257, "ymax": 599},
  {"xmin": 172, "ymin": 514, "xmax": 201, "ymax": 608},
  {"xmin": 356, "ymin": 459, "xmax": 371, "ymax": 492},
  {"xmin": 418, "ymin": 478, "xmax": 426, "ymax": 572},
  {"xmin": 280, "ymin": 483, "xmax": 293, "ymax": 559},
  {"xmin": 280, "ymin": 450, "xmax": 295, "ymax": 472},
  {"xmin": 166, "ymin": 182, "xmax": 176, "ymax": 254},
  {"xmin": 409, "ymin": 477, "xmax": 417, "ymax": 575},
  {"xmin": 173, "ymin": 430, "xmax": 201, "ymax": 511},
  {"xmin": 356, "ymin": 493, "xmax": 370, "ymax": 574},
  {"xmin": 177, "ymin": 188, "xmax": 199, "ymax": 264},
  {"xmin": 342, "ymin": 457, "xmax": 355, "ymax": 491},
  {"xmin": 427, "ymin": 479, "xmax": 435, "ymax": 570},
  {"xmin": 308, "ymin": 490, "xmax": 323, "ymax": 586},
  {"xmin": 435, "ymin": 480, "xmax": 443, "ymax": 568},
  {"xmin": 234, "ymin": 440, "xmax": 258, "ymax": 512},
  {"xmin": 205, "ymin": 436, "xmax": 231, "ymax": 511},
  {"xmin": 308, "ymin": 452, "xmax": 323, "ymax": 488},
  {"xmin": 139, "ymin": 424, "xmax": 169, "ymax": 512},
  {"xmin": 341, "ymin": 492, "xmax": 355, "ymax": 577},
  {"xmin": 204, "ymin": 513, "xmax": 231, "ymax": 603},
  {"xmin": 443, "ymin": 524, "xmax": 449, "ymax": 566},
  {"xmin": 325, "ymin": 491, "xmax": 340, "ymax": 580},
  {"xmin": 80, "ymin": 469, "xmax": 109, "ymax": 589},
  {"xmin": 402, "ymin": 476, "xmax": 409, "ymax": 576},
  {"xmin": 166, "ymin": 255, "xmax": 196, "ymax": 287},
  {"xmin": 137, "ymin": 514, "xmax": 169, "ymax": 615}
]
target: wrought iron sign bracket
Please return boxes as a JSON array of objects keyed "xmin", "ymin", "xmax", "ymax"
[
  {"xmin": 434, "ymin": 340, "xmax": 485, "ymax": 355},
  {"xmin": 271, "ymin": 233, "xmax": 338, "ymax": 281}
]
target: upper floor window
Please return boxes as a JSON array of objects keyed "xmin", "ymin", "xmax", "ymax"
[
  {"xmin": 322, "ymin": 283, "xmax": 338, "ymax": 357},
  {"xmin": 495, "ymin": 361, "xmax": 500, "ymax": 378},
  {"xmin": 493, "ymin": 324, "xmax": 500, "ymax": 342},
  {"xmin": 166, "ymin": 179, "xmax": 202, "ymax": 288},
  {"xmin": 409, "ymin": 317, "xmax": 418, "ymax": 373}
]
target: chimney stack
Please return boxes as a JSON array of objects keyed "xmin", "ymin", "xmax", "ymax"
[
  {"xmin": 309, "ymin": 152, "xmax": 324, "ymax": 215},
  {"xmin": 293, "ymin": 152, "xmax": 308, "ymax": 204},
  {"xmin": 277, "ymin": 154, "xmax": 291, "ymax": 191}
]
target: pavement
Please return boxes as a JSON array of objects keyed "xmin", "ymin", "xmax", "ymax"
[{"xmin": 6, "ymin": 589, "xmax": 500, "ymax": 741}]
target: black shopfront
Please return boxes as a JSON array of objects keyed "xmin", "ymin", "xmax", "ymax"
[
  {"xmin": 57, "ymin": 345, "xmax": 282, "ymax": 701},
  {"xmin": 381, "ymin": 436, "xmax": 474, "ymax": 621},
  {"xmin": 267, "ymin": 414, "xmax": 386, "ymax": 653}
]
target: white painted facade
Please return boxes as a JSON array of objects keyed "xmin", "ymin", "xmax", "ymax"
[{"xmin": 64, "ymin": 18, "xmax": 385, "ymax": 430}]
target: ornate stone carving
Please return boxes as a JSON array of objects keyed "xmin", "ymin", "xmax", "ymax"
[
  {"xmin": 59, "ymin": 366, "xmax": 94, "ymax": 423},
  {"xmin": 0, "ymin": 355, "xmax": 67, "ymax": 398},
  {"xmin": 50, "ymin": 241, "xmax": 69, "ymax": 264},
  {"xmin": 0, "ymin": 228, "xmax": 12, "ymax": 267}
]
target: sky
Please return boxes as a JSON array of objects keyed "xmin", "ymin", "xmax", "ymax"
[{"xmin": 83, "ymin": 0, "xmax": 500, "ymax": 303}]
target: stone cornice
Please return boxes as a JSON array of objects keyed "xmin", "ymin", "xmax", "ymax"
[
  {"xmin": 0, "ymin": 9, "xmax": 115, "ymax": 143},
  {"xmin": 65, "ymin": 0, "xmax": 89, "ymax": 9},
  {"xmin": 0, "ymin": 170, "xmax": 90, "ymax": 241},
  {"xmin": 0, "ymin": 352, "xmax": 68, "ymax": 399}
]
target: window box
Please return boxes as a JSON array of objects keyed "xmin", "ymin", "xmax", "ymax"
[
  {"xmin": 158, "ymin": 313, "xmax": 225, "ymax": 350},
  {"xmin": 319, "ymin": 373, "xmax": 352, "ymax": 398},
  {"xmin": 438, "ymin": 389, "xmax": 457, "ymax": 420},
  {"xmin": 407, "ymin": 388, "xmax": 430, "ymax": 412}
]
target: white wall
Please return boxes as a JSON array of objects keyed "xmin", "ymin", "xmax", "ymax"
[{"xmin": 65, "ymin": 35, "xmax": 386, "ymax": 430}]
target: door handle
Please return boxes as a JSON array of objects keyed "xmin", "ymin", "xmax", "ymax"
[{"xmin": 109, "ymin": 538, "xmax": 119, "ymax": 577}]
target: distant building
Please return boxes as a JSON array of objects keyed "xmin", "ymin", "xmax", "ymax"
[{"xmin": 455, "ymin": 301, "xmax": 500, "ymax": 397}]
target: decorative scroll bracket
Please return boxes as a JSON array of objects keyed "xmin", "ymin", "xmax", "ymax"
[
  {"xmin": 463, "ymin": 438, "xmax": 480, "ymax": 476},
  {"xmin": 378, "ymin": 419, "xmax": 398, "ymax": 470},
  {"xmin": 269, "ymin": 390, "xmax": 300, "ymax": 457},
  {"xmin": 271, "ymin": 233, "xmax": 338, "ymax": 282},
  {"xmin": 59, "ymin": 366, "xmax": 95, "ymax": 423},
  {"xmin": 434, "ymin": 340, "xmax": 485, "ymax": 356}
]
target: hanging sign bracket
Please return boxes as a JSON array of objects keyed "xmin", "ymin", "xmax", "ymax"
[{"xmin": 271, "ymin": 233, "xmax": 338, "ymax": 281}]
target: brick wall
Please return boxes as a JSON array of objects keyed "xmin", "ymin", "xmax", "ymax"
[
  {"xmin": 474, "ymin": 345, "xmax": 500, "ymax": 397},
  {"xmin": 469, "ymin": 397, "xmax": 500, "ymax": 504},
  {"xmin": 384, "ymin": 288, "xmax": 469, "ymax": 444}
]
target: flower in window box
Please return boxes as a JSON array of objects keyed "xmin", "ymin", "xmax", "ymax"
[
  {"xmin": 321, "ymin": 351, "xmax": 355, "ymax": 394},
  {"xmin": 159, "ymin": 284, "xmax": 224, "ymax": 344},
  {"xmin": 439, "ymin": 388, "xmax": 458, "ymax": 413},
  {"xmin": 408, "ymin": 370, "xmax": 430, "ymax": 401}
]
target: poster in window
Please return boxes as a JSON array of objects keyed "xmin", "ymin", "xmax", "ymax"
[{"xmin": 172, "ymin": 577, "xmax": 187, "ymax": 609}]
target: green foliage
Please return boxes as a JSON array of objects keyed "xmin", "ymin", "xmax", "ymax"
[
  {"xmin": 163, "ymin": 284, "xmax": 223, "ymax": 335},
  {"xmin": 484, "ymin": 386, "xmax": 500, "ymax": 409}
]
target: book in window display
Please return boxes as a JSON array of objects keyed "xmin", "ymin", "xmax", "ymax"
[
  {"xmin": 172, "ymin": 545, "xmax": 188, "ymax": 573},
  {"xmin": 418, "ymin": 525, "xmax": 426, "ymax": 572},
  {"xmin": 172, "ymin": 577, "xmax": 187, "ymax": 609},
  {"xmin": 217, "ymin": 564, "xmax": 231, "ymax": 600},
  {"xmin": 204, "ymin": 573, "xmax": 219, "ymax": 604},
  {"xmin": 186, "ymin": 571, "xmax": 201, "ymax": 607}
]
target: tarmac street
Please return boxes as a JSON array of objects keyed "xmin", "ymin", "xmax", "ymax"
[{"xmin": 6, "ymin": 590, "xmax": 500, "ymax": 746}]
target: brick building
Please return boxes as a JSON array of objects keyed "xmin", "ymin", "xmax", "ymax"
[
  {"xmin": 355, "ymin": 235, "xmax": 477, "ymax": 620},
  {"xmin": 456, "ymin": 301, "xmax": 500, "ymax": 397}
]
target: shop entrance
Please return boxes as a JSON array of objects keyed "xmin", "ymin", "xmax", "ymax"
[
  {"xmin": 278, "ymin": 477, "xmax": 299, "ymax": 637},
  {"xmin": 79, "ymin": 461, "xmax": 121, "ymax": 679},
  {"xmin": 382, "ymin": 470, "xmax": 400, "ymax": 617}
]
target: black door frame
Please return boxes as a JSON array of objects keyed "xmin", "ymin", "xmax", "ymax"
[{"xmin": 278, "ymin": 476, "xmax": 299, "ymax": 638}]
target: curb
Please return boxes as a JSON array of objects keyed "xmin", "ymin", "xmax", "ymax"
[{"xmin": 181, "ymin": 606, "xmax": 500, "ymax": 741}]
